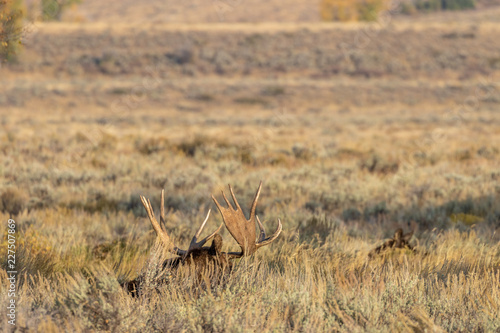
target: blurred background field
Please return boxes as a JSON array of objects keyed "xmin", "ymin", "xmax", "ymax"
[{"xmin": 0, "ymin": 0, "xmax": 499, "ymax": 331}]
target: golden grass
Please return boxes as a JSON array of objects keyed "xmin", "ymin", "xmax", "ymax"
[
  {"xmin": 0, "ymin": 211, "xmax": 498, "ymax": 331},
  {"xmin": 0, "ymin": 100, "xmax": 499, "ymax": 330},
  {"xmin": 1, "ymin": 15, "xmax": 500, "ymax": 331}
]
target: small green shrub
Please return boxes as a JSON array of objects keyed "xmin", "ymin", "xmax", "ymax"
[
  {"xmin": 364, "ymin": 201, "xmax": 388, "ymax": 220},
  {"xmin": 415, "ymin": 0, "xmax": 442, "ymax": 11},
  {"xmin": 261, "ymin": 86, "xmax": 285, "ymax": 96},
  {"xmin": 233, "ymin": 96, "xmax": 268, "ymax": 105},
  {"xmin": 175, "ymin": 136, "xmax": 208, "ymax": 157},
  {"xmin": 441, "ymin": 0, "xmax": 475, "ymax": 10},
  {"xmin": 342, "ymin": 207, "xmax": 362, "ymax": 222},
  {"xmin": 41, "ymin": 0, "xmax": 81, "ymax": 21}
]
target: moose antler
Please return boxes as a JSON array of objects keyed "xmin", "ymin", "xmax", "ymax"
[
  {"xmin": 212, "ymin": 181, "xmax": 282, "ymax": 257},
  {"xmin": 392, "ymin": 228, "xmax": 413, "ymax": 248},
  {"xmin": 123, "ymin": 183, "xmax": 283, "ymax": 296},
  {"xmin": 140, "ymin": 190, "xmax": 223, "ymax": 258}
]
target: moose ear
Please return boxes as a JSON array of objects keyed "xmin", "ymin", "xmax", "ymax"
[
  {"xmin": 403, "ymin": 230, "xmax": 414, "ymax": 242},
  {"xmin": 393, "ymin": 228, "xmax": 403, "ymax": 240},
  {"xmin": 210, "ymin": 234, "xmax": 224, "ymax": 254}
]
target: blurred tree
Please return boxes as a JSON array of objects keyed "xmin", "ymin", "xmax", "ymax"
[
  {"xmin": 320, "ymin": 0, "xmax": 390, "ymax": 22},
  {"xmin": 320, "ymin": 0, "xmax": 358, "ymax": 21},
  {"xmin": 405, "ymin": 0, "xmax": 475, "ymax": 13},
  {"xmin": 442, "ymin": 0, "xmax": 475, "ymax": 10},
  {"xmin": 415, "ymin": 0, "xmax": 442, "ymax": 11},
  {"xmin": 0, "ymin": 0, "xmax": 24, "ymax": 63},
  {"xmin": 41, "ymin": 0, "xmax": 81, "ymax": 21},
  {"xmin": 358, "ymin": 0, "xmax": 389, "ymax": 21},
  {"xmin": 322, "ymin": 0, "xmax": 476, "ymax": 19}
]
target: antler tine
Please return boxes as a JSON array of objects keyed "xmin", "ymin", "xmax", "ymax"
[
  {"xmin": 212, "ymin": 194, "xmax": 222, "ymax": 211},
  {"xmin": 228, "ymin": 184, "xmax": 243, "ymax": 212},
  {"xmin": 256, "ymin": 215, "xmax": 266, "ymax": 243},
  {"xmin": 249, "ymin": 181, "xmax": 262, "ymax": 220},
  {"xmin": 198, "ymin": 221, "xmax": 224, "ymax": 245},
  {"xmin": 394, "ymin": 228, "xmax": 403, "ymax": 240},
  {"xmin": 160, "ymin": 190, "xmax": 166, "ymax": 232},
  {"xmin": 256, "ymin": 217, "xmax": 282, "ymax": 249},
  {"xmin": 195, "ymin": 209, "xmax": 212, "ymax": 239},
  {"xmin": 186, "ymin": 209, "xmax": 224, "ymax": 256},
  {"xmin": 221, "ymin": 190, "xmax": 233, "ymax": 209},
  {"xmin": 140, "ymin": 196, "xmax": 160, "ymax": 236},
  {"xmin": 140, "ymin": 194, "xmax": 184, "ymax": 256}
]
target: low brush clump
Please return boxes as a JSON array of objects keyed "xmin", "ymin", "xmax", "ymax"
[{"xmin": 0, "ymin": 187, "xmax": 27, "ymax": 216}]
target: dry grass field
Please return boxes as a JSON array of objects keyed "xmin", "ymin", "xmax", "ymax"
[{"xmin": 1, "ymin": 1, "xmax": 500, "ymax": 331}]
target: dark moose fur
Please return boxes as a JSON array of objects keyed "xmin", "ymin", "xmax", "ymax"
[
  {"xmin": 121, "ymin": 234, "xmax": 231, "ymax": 296},
  {"xmin": 369, "ymin": 228, "xmax": 415, "ymax": 257}
]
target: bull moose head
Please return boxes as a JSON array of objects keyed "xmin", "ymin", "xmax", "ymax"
[{"xmin": 123, "ymin": 182, "xmax": 282, "ymax": 295}]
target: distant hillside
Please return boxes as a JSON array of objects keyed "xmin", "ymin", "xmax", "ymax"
[
  {"xmin": 63, "ymin": 0, "xmax": 500, "ymax": 23},
  {"xmin": 68, "ymin": 0, "xmax": 319, "ymax": 23}
]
